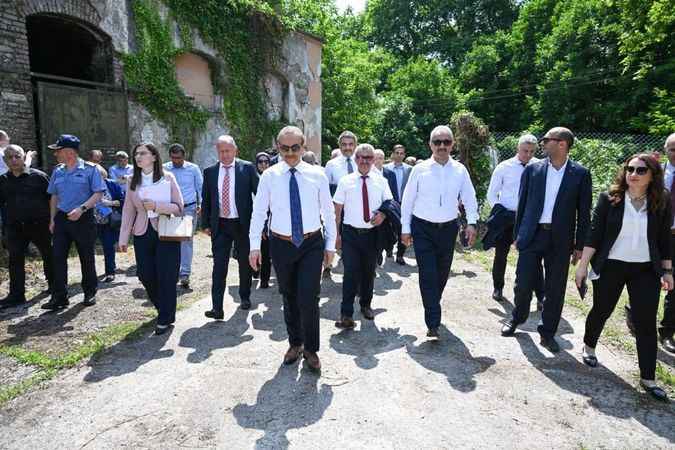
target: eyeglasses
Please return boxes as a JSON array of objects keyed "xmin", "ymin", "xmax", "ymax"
[
  {"xmin": 432, "ymin": 139, "xmax": 453, "ymax": 146},
  {"xmin": 279, "ymin": 144, "xmax": 302, "ymax": 153},
  {"xmin": 625, "ymin": 166, "xmax": 649, "ymax": 175},
  {"xmin": 258, "ymin": 160, "xmax": 270, "ymax": 164},
  {"xmin": 357, "ymin": 155, "xmax": 374, "ymax": 161},
  {"xmin": 539, "ymin": 137, "xmax": 564, "ymax": 145}
]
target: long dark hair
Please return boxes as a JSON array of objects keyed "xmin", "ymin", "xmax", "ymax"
[
  {"xmin": 129, "ymin": 143, "xmax": 164, "ymax": 191},
  {"xmin": 608, "ymin": 153, "xmax": 666, "ymax": 213}
]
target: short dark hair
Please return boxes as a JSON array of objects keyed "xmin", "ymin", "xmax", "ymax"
[{"xmin": 168, "ymin": 143, "xmax": 186, "ymax": 155}]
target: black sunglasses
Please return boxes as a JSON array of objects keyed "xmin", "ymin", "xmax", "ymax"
[
  {"xmin": 279, "ymin": 144, "xmax": 302, "ymax": 153},
  {"xmin": 625, "ymin": 166, "xmax": 649, "ymax": 175},
  {"xmin": 357, "ymin": 155, "xmax": 374, "ymax": 161},
  {"xmin": 539, "ymin": 137, "xmax": 564, "ymax": 144},
  {"xmin": 432, "ymin": 139, "xmax": 453, "ymax": 146}
]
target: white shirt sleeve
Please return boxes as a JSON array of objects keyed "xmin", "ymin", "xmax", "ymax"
[
  {"xmin": 460, "ymin": 166, "xmax": 479, "ymax": 224},
  {"xmin": 249, "ymin": 171, "xmax": 271, "ymax": 251},
  {"xmin": 324, "ymin": 160, "xmax": 336, "ymax": 185},
  {"xmin": 319, "ymin": 173, "xmax": 337, "ymax": 251},
  {"xmin": 333, "ymin": 177, "xmax": 346, "ymax": 205},
  {"xmin": 400, "ymin": 165, "xmax": 419, "ymax": 234},
  {"xmin": 486, "ymin": 164, "xmax": 503, "ymax": 208},
  {"xmin": 383, "ymin": 180, "xmax": 393, "ymax": 201}
]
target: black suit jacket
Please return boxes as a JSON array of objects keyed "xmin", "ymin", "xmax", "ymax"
[
  {"xmin": 514, "ymin": 158, "xmax": 592, "ymax": 252},
  {"xmin": 382, "ymin": 167, "xmax": 400, "ymax": 203},
  {"xmin": 201, "ymin": 159, "xmax": 259, "ymax": 237},
  {"xmin": 588, "ymin": 191, "xmax": 672, "ymax": 276}
]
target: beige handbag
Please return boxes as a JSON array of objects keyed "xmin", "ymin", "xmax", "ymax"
[{"xmin": 158, "ymin": 214, "xmax": 193, "ymax": 242}]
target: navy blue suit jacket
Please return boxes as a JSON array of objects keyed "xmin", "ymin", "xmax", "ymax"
[
  {"xmin": 382, "ymin": 167, "xmax": 400, "ymax": 203},
  {"xmin": 201, "ymin": 159, "xmax": 259, "ymax": 237},
  {"xmin": 514, "ymin": 158, "xmax": 592, "ymax": 252}
]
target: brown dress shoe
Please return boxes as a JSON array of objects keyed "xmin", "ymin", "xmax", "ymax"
[
  {"xmin": 360, "ymin": 306, "xmax": 375, "ymax": 320},
  {"xmin": 283, "ymin": 345, "xmax": 303, "ymax": 365},
  {"xmin": 335, "ymin": 316, "xmax": 356, "ymax": 328},
  {"xmin": 303, "ymin": 351, "xmax": 321, "ymax": 372}
]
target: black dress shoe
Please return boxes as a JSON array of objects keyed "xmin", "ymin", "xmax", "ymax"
[
  {"xmin": 103, "ymin": 274, "xmax": 115, "ymax": 283},
  {"xmin": 376, "ymin": 254, "xmax": 383, "ymax": 266},
  {"xmin": 240, "ymin": 298, "xmax": 251, "ymax": 310},
  {"xmin": 426, "ymin": 328, "xmax": 440, "ymax": 338},
  {"xmin": 386, "ymin": 250, "xmax": 393, "ymax": 258},
  {"xmin": 501, "ymin": 321, "xmax": 517, "ymax": 336},
  {"xmin": 82, "ymin": 294, "xmax": 97, "ymax": 306},
  {"xmin": 641, "ymin": 381, "xmax": 669, "ymax": 402},
  {"xmin": 396, "ymin": 256, "xmax": 406, "ymax": 266},
  {"xmin": 360, "ymin": 306, "xmax": 375, "ymax": 320},
  {"xmin": 540, "ymin": 335, "xmax": 560, "ymax": 353},
  {"xmin": 205, "ymin": 310, "xmax": 224, "ymax": 320},
  {"xmin": 660, "ymin": 335, "xmax": 675, "ymax": 354},
  {"xmin": 582, "ymin": 354, "xmax": 598, "ymax": 367},
  {"xmin": 0, "ymin": 296, "xmax": 26, "ymax": 309},
  {"xmin": 259, "ymin": 282, "xmax": 270, "ymax": 289},
  {"xmin": 154, "ymin": 324, "xmax": 173, "ymax": 336},
  {"xmin": 492, "ymin": 289, "xmax": 505, "ymax": 302},
  {"xmin": 536, "ymin": 299, "xmax": 544, "ymax": 311},
  {"xmin": 41, "ymin": 299, "xmax": 69, "ymax": 310}
]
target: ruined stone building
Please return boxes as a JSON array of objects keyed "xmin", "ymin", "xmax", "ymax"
[{"xmin": 0, "ymin": 0, "xmax": 322, "ymax": 168}]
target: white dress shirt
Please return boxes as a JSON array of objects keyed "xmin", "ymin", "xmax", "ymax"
[
  {"xmin": 400, "ymin": 157, "xmax": 479, "ymax": 234},
  {"xmin": 250, "ymin": 160, "xmax": 337, "ymax": 252},
  {"xmin": 217, "ymin": 162, "xmax": 238, "ymax": 219},
  {"xmin": 539, "ymin": 159, "xmax": 568, "ymax": 224},
  {"xmin": 608, "ymin": 194, "xmax": 650, "ymax": 262},
  {"xmin": 486, "ymin": 156, "xmax": 539, "ymax": 211},
  {"xmin": 664, "ymin": 162, "xmax": 675, "ymax": 229},
  {"xmin": 333, "ymin": 170, "xmax": 393, "ymax": 229},
  {"xmin": 325, "ymin": 154, "xmax": 356, "ymax": 186}
]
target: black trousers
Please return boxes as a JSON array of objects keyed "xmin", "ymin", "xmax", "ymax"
[
  {"xmin": 134, "ymin": 225, "xmax": 180, "ymax": 326},
  {"xmin": 6, "ymin": 219, "xmax": 54, "ymax": 300},
  {"xmin": 52, "ymin": 211, "xmax": 97, "ymax": 301},
  {"xmin": 341, "ymin": 225, "xmax": 378, "ymax": 317},
  {"xmin": 492, "ymin": 224, "xmax": 545, "ymax": 299},
  {"xmin": 211, "ymin": 218, "xmax": 252, "ymax": 311},
  {"xmin": 411, "ymin": 216, "xmax": 459, "ymax": 329},
  {"xmin": 512, "ymin": 228, "xmax": 570, "ymax": 338},
  {"xmin": 260, "ymin": 234, "xmax": 271, "ymax": 285},
  {"xmin": 270, "ymin": 232, "xmax": 324, "ymax": 352},
  {"xmin": 660, "ymin": 234, "xmax": 675, "ymax": 337},
  {"xmin": 585, "ymin": 260, "xmax": 660, "ymax": 380}
]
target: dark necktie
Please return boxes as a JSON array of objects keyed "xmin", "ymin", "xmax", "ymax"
[
  {"xmin": 347, "ymin": 158, "xmax": 354, "ymax": 174},
  {"xmin": 361, "ymin": 175, "xmax": 370, "ymax": 223},
  {"xmin": 289, "ymin": 168, "xmax": 304, "ymax": 247}
]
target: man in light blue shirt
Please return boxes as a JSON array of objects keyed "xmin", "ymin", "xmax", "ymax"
[
  {"xmin": 163, "ymin": 143, "xmax": 203, "ymax": 288},
  {"xmin": 108, "ymin": 151, "xmax": 133, "ymax": 192}
]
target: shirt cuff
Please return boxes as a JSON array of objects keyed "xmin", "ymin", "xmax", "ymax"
[
  {"xmin": 325, "ymin": 237, "xmax": 336, "ymax": 252},
  {"xmin": 250, "ymin": 238, "xmax": 261, "ymax": 251},
  {"xmin": 401, "ymin": 223, "xmax": 411, "ymax": 234}
]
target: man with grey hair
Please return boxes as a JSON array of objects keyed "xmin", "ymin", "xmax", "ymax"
[
  {"xmin": 501, "ymin": 127, "xmax": 592, "ymax": 354},
  {"xmin": 656, "ymin": 132, "xmax": 675, "ymax": 353},
  {"xmin": 108, "ymin": 150, "xmax": 133, "ymax": 192},
  {"xmin": 0, "ymin": 145, "xmax": 54, "ymax": 308},
  {"xmin": 401, "ymin": 125, "xmax": 478, "ymax": 337},
  {"xmin": 201, "ymin": 134, "xmax": 258, "ymax": 315},
  {"xmin": 302, "ymin": 150, "xmax": 318, "ymax": 165},
  {"xmin": 485, "ymin": 133, "xmax": 544, "ymax": 305}
]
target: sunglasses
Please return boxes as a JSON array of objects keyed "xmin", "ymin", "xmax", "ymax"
[
  {"xmin": 539, "ymin": 137, "xmax": 564, "ymax": 145},
  {"xmin": 432, "ymin": 139, "xmax": 453, "ymax": 146},
  {"xmin": 257, "ymin": 159, "xmax": 270, "ymax": 164},
  {"xmin": 625, "ymin": 166, "xmax": 649, "ymax": 175},
  {"xmin": 279, "ymin": 144, "xmax": 302, "ymax": 153},
  {"xmin": 357, "ymin": 155, "xmax": 374, "ymax": 161}
]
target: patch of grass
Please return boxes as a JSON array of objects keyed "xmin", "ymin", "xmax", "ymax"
[
  {"xmin": 656, "ymin": 363, "xmax": 675, "ymax": 388},
  {"xmin": 0, "ymin": 369, "xmax": 57, "ymax": 407}
]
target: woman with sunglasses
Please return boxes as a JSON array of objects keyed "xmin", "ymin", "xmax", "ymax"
[
  {"xmin": 119, "ymin": 143, "xmax": 184, "ymax": 335},
  {"xmin": 254, "ymin": 151, "xmax": 272, "ymax": 288},
  {"xmin": 575, "ymin": 153, "xmax": 673, "ymax": 401}
]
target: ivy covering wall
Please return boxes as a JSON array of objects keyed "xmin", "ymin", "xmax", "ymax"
[{"xmin": 123, "ymin": 0, "xmax": 287, "ymax": 158}]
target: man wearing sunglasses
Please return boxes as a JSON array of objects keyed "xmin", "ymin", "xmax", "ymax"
[
  {"xmin": 249, "ymin": 126, "xmax": 336, "ymax": 372},
  {"xmin": 400, "ymin": 125, "xmax": 479, "ymax": 338},
  {"xmin": 502, "ymin": 127, "xmax": 592, "ymax": 354},
  {"xmin": 656, "ymin": 133, "xmax": 675, "ymax": 353}
]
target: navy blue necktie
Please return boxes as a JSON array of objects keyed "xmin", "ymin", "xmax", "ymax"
[
  {"xmin": 347, "ymin": 158, "xmax": 354, "ymax": 174},
  {"xmin": 289, "ymin": 168, "xmax": 304, "ymax": 247}
]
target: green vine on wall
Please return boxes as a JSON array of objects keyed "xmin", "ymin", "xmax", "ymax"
[{"xmin": 123, "ymin": 0, "xmax": 288, "ymax": 158}]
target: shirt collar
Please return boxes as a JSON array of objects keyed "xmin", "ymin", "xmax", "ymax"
[
  {"xmin": 547, "ymin": 157, "xmax": 568, "ymax": 173},
  {"xmin": 76, "ymin": 158, "xmax": 85, "ymax": 170},
  {"xmin": 280, "ymin": 160, "xmax": 310, "ymax": 174},
  {"xmin": 220, "ymin": 161, "xmax": 235, "ymax": 169}
]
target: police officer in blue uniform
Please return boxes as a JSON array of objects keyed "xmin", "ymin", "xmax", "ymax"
[{"xmin": 42, "ymin": 135, "xmax": 106, "ymax": 310}]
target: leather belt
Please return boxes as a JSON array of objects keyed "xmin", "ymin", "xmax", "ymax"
[
  {"xmin": 539, "ymin": 223, "xmax": 553, "ymax": 230},
  {"xmin": 344, "ymin": 224, "xmax": 375, "ymax": 234},
  {"xmin": 271, "ymin": 229, "xmax": 320, "ymax": 242},
  {"xmin": 184, "ymin": 202, "xmax": 197, "ymax": 208},
  {"xmin": 413, "ymin": 216, "xmax": 457, "ymax": 228}
]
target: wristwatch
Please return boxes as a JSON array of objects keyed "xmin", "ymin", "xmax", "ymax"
[
  {"xmin": 80, "ymin": 204, "xmax": 88, "ymax": 212},
  {"xmin": 664, "ymin": 268, "xmax": 673, "ymax": 274}
]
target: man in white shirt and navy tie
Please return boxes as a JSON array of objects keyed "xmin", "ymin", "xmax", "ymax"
[
  {"xmin": 249, "ymin": 126, "xmax": 336, "ymax": 371},
  {"xmin": 485, "ymin": 134, "xmax": 544, "ymax": 306},
  {"xmin": 333, "ymin": 144, "xmax": 393, "ymax": 328},
  {"xmin": 401, "ymin": 125, "xmax": 478, "ymax": 337}
]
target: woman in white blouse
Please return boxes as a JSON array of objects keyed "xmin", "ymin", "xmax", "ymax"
[{"xmin": 575, "ymin": 153, "xmax": 673, "ymax": 401}]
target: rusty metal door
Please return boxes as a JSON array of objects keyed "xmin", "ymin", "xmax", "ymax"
[{"xmin": 35, "ymin": 81, "xmax": 129, "ymax": 169}]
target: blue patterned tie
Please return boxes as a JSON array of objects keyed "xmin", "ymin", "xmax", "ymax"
[
  {"xmin": 347, "ymin": 158, "xmax": 354, "ymax": 174},
  {"xmin": 289, "ymin": 168, "xmax": 304, "ymax": 247}
]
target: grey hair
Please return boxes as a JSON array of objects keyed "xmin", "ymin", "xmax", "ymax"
[
  {"xmin": 276, "ymin": 126, "xmax": 305, "ymax": 145},
  {"xmin": 665, "ymin": 133, "xmax": 675, "ymax": 148},
  {"xmin": 429, "ymin": 125, "xmax": 454, "ymax": 141},
  {"xmin": 115, "ymin": 150, "xmax": 129, "ymax": 158},
  {"xmin": 355, "ymin": 143, "xmax": 375, "ymax": 156},
  {"xmin": 373, "ymin": 148, "xmax": 385, "ymax": 157},
  {"xmin": 518, "ymin": 134, "xmax": 538, "ymax": 146},
  {"xmin": 338, "ymin": 130, "xmax": 358, "ymax": 145},
  {"xmin": 216, "ymin": 135, "xmax": 238, "ymax": 148},
  {"xmin": 3, "ymin": 144, "xmax": 24, "ymax": 159},
  {"xmin": 0, "ymin": 130, "xmax": 8, "ymax": 140}
]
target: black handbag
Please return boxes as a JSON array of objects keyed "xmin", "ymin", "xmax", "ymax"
[{"xmin": 109, "ymin": 208, "xmax": 123, "ymax": 228}]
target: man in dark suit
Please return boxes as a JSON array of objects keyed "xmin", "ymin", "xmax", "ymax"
[
  {"xmin": 202, "ymin": 135, "xmax": 259, "ymax": 317},
  {"xmin": 501, "ymin": 127, "xmax": 592, "ymax": 353},
  {"xmin": 384, "ymin": 144, "xmax": 412, "ymax": 264}
]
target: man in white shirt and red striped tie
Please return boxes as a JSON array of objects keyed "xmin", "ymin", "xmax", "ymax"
[{"xmin": 249, "ymin": 126, "xmax": 336, "ymax": 371}]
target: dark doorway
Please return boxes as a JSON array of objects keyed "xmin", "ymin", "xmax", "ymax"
[{"xmin": 26, "ymin": 14, "xmax": 113, "ymax": 84}]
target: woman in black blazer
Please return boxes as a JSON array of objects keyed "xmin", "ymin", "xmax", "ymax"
[{"xmin": 575, "ymin": 153, "xmax": 673, "ymax": 402}]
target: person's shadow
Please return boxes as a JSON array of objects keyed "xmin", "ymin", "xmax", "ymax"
[
  {"xmin": 1, "ymin": 303, "xmax": 87, "ymax": 347},
  {"xmin": 83, "ymin": 323, "xmax": 174, "ymax": 383},
  {"xmin": 330, "ymin": 319, "xmax": 417, "ymax": 369},
  {"xmin": 406, "ymin": 325, "xmax": 496, "ymax": 392},
  {"xmin": 515, "ymin": 333, "xmax": 675, "ymax": 440},
  {"xmin": 232, "ymin": 366, "xmax": 333, "ymax": 449},
  {"xmin": 250, "ymin": 293, "xmax": 287, "ymax": 342},
  {"xmin": 178, "ymin": 308, "xmax": 253, "ymax": 363}
]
